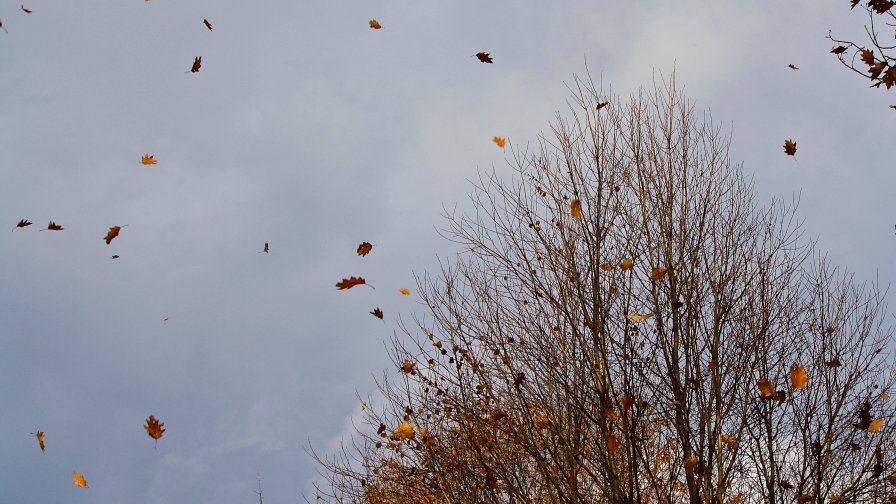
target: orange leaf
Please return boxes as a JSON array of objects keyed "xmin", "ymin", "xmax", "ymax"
[
  {"xmin": 357, "ymin": 241, "xmax": 373, "ymax": 256},
  {"xmin": 399, "ymin": 287, "xmax": 410, "ymax": 295},
  {"xmin": 606, "ymin": 431, "xmax": 619, "ymax": 453},
  {"xmin": 370, "ymin": 307, "xmax": 384, "ymax": 319},
  {"xmin": 626, "ymin": 313, "xmax": 653, "ymax": 321},
  {"xmin": 104, "ymin": 226, "xmax": 121, "ymax": 245},
  {"xmin": 569, "ymin": 199, "xmax": 582, "ymax": 218},
  {"xmin": 475, "ymin": 52, "xmax": 493, "ymax": 63},
  {"xmin": 141, "ymin": 154, "xmax": 157, "ymax": 165},
  {"xmin": 619, "ymin": 258, "xmax": 634, "ymax": 270},
  {"xmin": 649, "ymin": 267, "xmax": 668, "ymax": 281},
  {"xmin": 869, "ymin": 418, "xmax": 885, "ymax": 432},
  {"xmin": 492, "ymin": 136, "xmax": 506, "ymax": 148},
  {"xmin": 368, "ymin": 19, "xmax": 382, "ymax": 29},
  {"xmin": 73, "ymin": 471, "xmax": 88, "ymax": 487},
  {"xmin": 599, "ymin": 263, "xmax": 614, "ymax": 272},
  {"xmin": 757, "ymin": 377, "xmax": 775, "ymax": 399},
  {"xmin": 392, "ymin": 422, "xmax": 415, "ymax": 440},
  {"xmin": 336, "ymin": 276, "xmax": 367, "ymax": 290},
  {"xmin": 34, "ymin": 430, "xmax": 45, "ymax": 451},
  {"xmin": 783, "ymin": 139, "xmax": 797, "ymax": 156},
  {"xmin": 144, "ymin": 415, "xmax": 165, "ymax": 448},
  {"xmin": 190, "ymin": 56, "xmax": 202, "ymax": 73},
  {"xmin": 400, "ymin": 359, "xmax": 415, "ymax": 374},
  {"xmin": 790, "ymin": 365, "xmax": 808, "ymax": 389}
]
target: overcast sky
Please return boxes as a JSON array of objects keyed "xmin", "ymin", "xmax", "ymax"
[{"xmin": 1, "ymin": 1, "xmax": 894, "ymax": 502}]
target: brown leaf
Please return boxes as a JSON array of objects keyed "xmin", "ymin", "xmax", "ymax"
[
  {"xmin": 825, "ymin": 357, "xmax": 841, "ymax": 368},
  {"xmin": 569, "ymin": 198, "xmax": 582, "ymax": 218},
  {"xmin": 357, "ymin": 241, "xmax": 373, "ymax": 256},
  {"xmin": 33, "ymin": 430, "xmax": 45, "ymax": 451},
  {"xmin": 21, "ymin": 5, "xmax": 32, "ymax": 14},
  {"xmin": 263, "ymin": 242, "xmax": 269, "ymax": 253},
  {"xmin": 855, "ymin": 400, "xmax": 873, "ymax": 430},
  {"xmin": 190, "ymin": 56, "xmax": 202, "ymax": 73},
  {"xmin": 203, "ymin": 18, "xmax": 212, "ymax": 31},
  {"xmin": 757, "ymin": 377, "xmax": 775, "ymax": 399},
  {"xmin": 15, "ymin": 218, "xmax": 32, "ymax": 229},
  {"xmin": 790, "ymin": 365, "xmax": 808, "ymax": 389},
  {"xmin": 46, "ymin": 221, "xmax": 63, "ymax": 231},
  {"xmin": 370, "ymin": 307, "xmax": 384, "ymax": 319},
  {"xmin": 144, "ymin": 415, "xmax": 165, "ymax": 448},
  {"xmin": 606, "ymin": 431, "xmax": 619, "ymax": 453},
  {"xmin": 599, "ymin": 263, "xmax": 614, "ymax": 272},
  {"xmin": 596, "ymin": 101, "xmax": 609, "ymax": 110},
  {"xmin": 368, "ymin": 19, "xmax": 382, "ymax": 29},
  {"xmin": 783, "ymin": 139, "xmax": 797, "ymax": 156},
  {"xmin": 861, "ymin": 49, "xmax": 876, "ymax": 66},
  {"xmin": 831, "ymin": 45, "xmax": 848, "ymax": 54},
  {"xmin": 336, "ymin": 276, "xmax": 367, "ymax": 290},
  {"xmin": 619, "ymin": 258, "xmax": 634, "ymax": 270},
  {"xmin": 111, "ymin": 255, "xmax": 120, "ymax": 259},
  {"xmin": 400, "ymin": 359, "xmax": 415, "ymax": 374},
  {"xmin": 787, "ymin": 64, "xmax": 799, "ymax": 70},
  {"xmin": 104, "ymin": 225, "xmax": 121, "ymax": 245},
  {"xmin": 649, "ymin": 267, "xmax": 667, "ymax": 281},
  {"xmin": 475, "ymin": 52, "xmax": 493, "ymax": 63}
]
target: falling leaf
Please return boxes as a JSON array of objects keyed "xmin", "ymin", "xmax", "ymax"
[
  {"xmin": 400, "ymin": 360, "xmax": 415, "ymax": 374},
  {"xmin": 475, "ymin": 52, "xmax": 493, "ymax": 63},
  {"xmin": 46, "ymin": 221, "xmax": 63, "ymax": 231},
  {"xmin": 21, "ymin": 5, "xmax": 32, "ymax": 14},
  {"xmin": 854, "ymin": 400, "xmax": 873, "ymax": 430},
  {"xmin": 790, "ymin": 365, "xmax": 808, "ymax": 389},
  {"xmin": 606, "ymin": 431, "xmax": 619, "ymax": 453},
  {"xmin": 649, "ymin": 267, "xmax": 668, "ymax": 281},
  {"xmin": 626, "ymin": 313, "xmax": 653, "ymax": 321},
  {"xmin": 869, "ymin": 418, "xmax": 885, "ymax": 432},
  {"xmin": 619, "ymin": 259, "xmax": 634, "ymax": 270},
  {"xmin": 190, "ymin": 56, "xmax": 202, "ymax": 73},
  {"xmin": 370, "ymin": 307, "xmax": 384, "ymax": 319},
  {"xmin": 831, "ymin": 45, "xmax": 848, "ymax": 54},
  {"xmin": 492, "ymin": 136, "xmax": 506, "ymax": 148},
  {"xmin": 111, "ymin": 255, "xmax": 120, "ymax": 259},
  {"xmin": 14, "ymin": 218, "xmax": 32, "ymax": 229},
  {"xmin": 336, "ymin": 276, "xmax": 368, "ymax": 290},
  {"xmin": 141, "ymin": 154, "xmax": 157, "ymax": 165},
  {"xmin": 783, "ymin": 139, "xmax": 797, "ymax": 156},
  {"xmin": 369, "ymin": 19, "xmax": 382, "ymax": 29},
  {"xmin": 73, "ymin": 471, "xmax": 88, "ymax": 488},
  {"xmin": 596, "ymin": 101, "xmax": 609, "ymax": 110},
  {"xmin": 33, "ymin": 431, "xmax": 45, "ymax": 452},
  {"xmin": 203, "ymin": 18, "xmax": 212, "ymax": 31},
  {"xmin": 392, "ymin": 422, "xmax": 415, "ymax": 440},
  {"xmin": 144, "ymin": 415, "xmax": 165, "ymax": 448},
  {"xmin": 683, "ymin": 456, "xmax": 704, "ymax": 475},
  {"xmin": 104, "ymin": 226, "xmax": 121, "ymax": 245},
  {"xmin": 357, "ymin": 241, "xmax": 373, "ymax": 256},
  {"xmin": 787, "ymin": 64, "xmax": 799, "ymax": 70},
  {"xmin": 569, "ymin": 199, "xmax": 582, "ymax": 218},
  {"xmin": 262, "ymin": 242, "xmax": 269, "ymax": 253},
  {"xmin": 599, "ymin": 263, "xmax": 614, "ymax": 272},
  {"xmin": 881, "ymin": 392, "xmax": 891, "ymax": 400},
  {"xmin": 399, "ymin": 287, "xmax": 410, "ymax": 295},
  {"xmin": 757, "ymin": 378, "xmax": 775, "ymax": 399},
  {"xmin": 719, "ymin": 434, "xmax": 738, "ymax": 450}
]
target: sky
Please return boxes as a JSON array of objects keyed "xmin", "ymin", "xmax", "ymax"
[{"xmin": 1, "ymin": 1, "xmax": 894, "ymax": 502}]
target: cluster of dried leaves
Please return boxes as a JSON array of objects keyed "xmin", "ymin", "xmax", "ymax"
[
  {"xmin": 829, "ymin": 0, "xmax": 896, "ymax": 101},
  {"xmin": 335, "ymin": 241, "xmax": 413, "ymax": 321}
]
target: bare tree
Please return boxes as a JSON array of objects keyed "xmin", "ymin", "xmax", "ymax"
[
  {"xmin": 312, "ymin": 73, "xmax": 896, "ymax": 504},
  {"xmin": 829, "ymin": 1, "xmax": 896, "ymax": 95}
]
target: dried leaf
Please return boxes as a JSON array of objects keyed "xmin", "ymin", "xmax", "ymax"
[
  {"xmin": 599, "ymin": 263, "xmax": 614, "ymax": 272},
  {"xmin": 369, "ymin": 19, "xmax": 382, "ymax": 29},
  {"xmin": 34, "ymin": 431, "xmax": 45, "ymax": 451},
  {"xmin": 144, "ymin": 415, "xmax": 165, "ymax": 448},
  {"xmin": 869, "ymin": 418, "xmax": 885, "ymax": 432},
  {"xmin": 619, "ymin": 258, "xmax": 634, "ymax": 270},
  {"xmin": 104, "ymin": 226, "xmax": 121, "ymax": 245},
  {"xmin": 263, "ymin": 242, "xmax": 269, "ymax": 253},
  {"xmin": 790, "ymin": 365, "xmax": 808, "ymax": 389},
  {"xmin": 21, "ymin": 5, "xmax": 32, "ymax": 14},
  {"xmin": 719, "ymin": 434, "xmax": 738, "ymax": 450},
  {"xmin": 831, "ymin": 45, "xmax": 848, "ymax": 54},
  {"xmin": 596, "ymin": 101, "xmax": 609, "ymax": 110},
  {"xmin": 46, "ymin": 221, "xmax": 63, "ymax": 231},
  {"xmin": 854, "ymin": 400, "xmax": 873, "ymax": 430},
  {"xmin": 15, "ymin": 218, "xmax": 32, "ymax": 229},
  {"xmin": 569, "ymin": 198, "xmax": 582, "ymax": 218},
  {"xmin": 73, "ymin": 471, "xmax": 88, "ymax": 487},
  {"xmin": 203, "ymin": 18, "xmax": 212, "ymax": 31},
  {"xmin": 370, "ymin": 307, "xmax": 384, "ymax": 319},
  {"xmin": 141, "ymin": 154, "xmax": 157, "ymax": 165},
  {"xmin": 475, "ymin": 52, "xmax": 493, "ymax": 63},
  {"xmin": 825, "ymin": 357, "xmax": 841, "ymax": 368},
  {"xmin": 399, "ymin": 287, "xmax": 410, "ymax": 295},
  {"xmin": 190, "ymin": 56, "xmax": 202, "ymax": 73},
  {"xmin": 626, "ymin": 313, "xmax": 654, "ymax": 321},
  {"xmin": 357, "ymin": 241, "xmax": 373, "ymax": 256},
  {"xmin": 757, "ymin": 378, "xmax": 775, "ymax": 399},
  {"xmin": 783, "ymin": 139, "xmax": 797, "ymax": 156},
  {"xmin": 787, "ymin": 64, "xmax": 799, "ymax": 70},
  {"xmin": 111, "ymin": 255, "xmax": 120, "ymax": 259},
  {"xmin": 606, "ymin": 431, "xmax": 619, "ymax": 453},
  {"xmin": 392, "ymin": 422, "xmax": 415, "ymax": 440},
  {"xmin": 649, "ymin": 267, "xmax": 668, "ymax": 281},
  {"xmin": 400, "ymin": 359, "xmax": 415, "ymax": 374},
  {"xmin": 492, "ymin": 136, "xmax": 506, "ymax": 148},
  {"xmin": 336, "ymin": 276, "xmax": 367, "ymax": 290}
]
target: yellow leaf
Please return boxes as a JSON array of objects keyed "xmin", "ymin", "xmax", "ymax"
[
  {"xmin": 399, "ymin": 287, "xmax": 410, "ymax": 295},
  {"xmin": 626, "ymin": 313, "xmax": 653, "ymax": 321},
  {"xmin": 492, "ymin": 136, "xmax": 506, "ymax": 148},
  {"xmin": 73, "ymin": 471, "xmax": 88, "ymax": 488},
  {"xmin": 569, "ymin": 199, "xmax": 582, "ymax": 218},
  {"xmin": 392, "ymin": 422, "xmax": 415, "ymax": 440},
  {"xmin": 868, "ymin": 418, "xmax": 884, "ymax": 432},
  {"xmin": 368, "ymin": 19, "xmax": 382, "ymax": 29},
  {"xmin": 790, "ymin": 365, "xmax": 808, "ymax": 389},
  {"xmin": 141, "ymin": 154, "xmax": 157, "ymax": 165}
]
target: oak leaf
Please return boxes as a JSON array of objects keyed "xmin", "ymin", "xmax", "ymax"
[
  {"xmin": 399, "ymin": 287, "xmax": 410, "ymax": 295},
  {"xmin": 475, "ymin": 52, "xmax": 493, "ymax": 63},
  {"xmin": 357, "ymin": 241, "xmax": 373, "ymax": 256},
  {"xmin": 370, "ymin": 307, "xmax": 384, "ymax": 319},
  {"xmin": 104, "ymin": 226, "xmax": 121, "ymax": 245},
  {"xmin": 336, "ymin": 276, "xmax": 367, "ymax": 290},
  {"xmin": 626, "ymin": 313, "xmax": 653, "ymax": 321},
  {"xmin": 203, "ymin": 18, "xmax": 212, "ymax": 31},
  {"xmin": 569, "ymin": 198, "xmax": 582, "ymax": 218},
  {"xmin": 73, "ymin": 471, "xmax": 88, "ymax": 487},
  {"xmin": 369, "ymin": 19, "xmax": 382, "ymax": 29},
  {"xmin": 34, "ymin": 430, "xmax": 45, "ymax": 451},
  {"xmin": 15, "ymin": 218, "xmax": 32, "ymax": 229},
  {"xmin": 649, "ymin": 267, "xmax": 668, "ymax": 281},
  {"xmin": 144, "ymin": 415, "xmax": 165, "ymax": 448},
  {"xmin": 831, "ymin": 45, "xmax": 848, "ymax": 55},
  {"xmin": 783, "ymin": 139, "xmax": 797, "ymax": 156},
  {"xmin": 492, "ymin": 136, "xmax": 506, "ymax": 148},
  {"xmin": 190, "ymin": 56, "xmax": 201, "ymax": 73},
  {"xmin": 46, "ymin": 221, "xmax": 63, "ymax": 231},
  {"xmin": 787, "ymin": 64, "xmax": 799, "ymax": 70},
  {"xmin": 790, "ymin": 365, "xmax": 808, "ymax": 389},
  {"xmin": 141, "ymin": 154, "xmax": 157, "ymax": 165}
]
